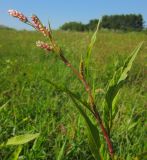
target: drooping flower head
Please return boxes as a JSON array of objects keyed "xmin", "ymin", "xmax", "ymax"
[
  {"xmin": 36, "ymin": 41, "xmax": 53, "ymax": 52},
  {"xmin": 8, "ymin": 9, "xmax": 28, "ymax": 23}
]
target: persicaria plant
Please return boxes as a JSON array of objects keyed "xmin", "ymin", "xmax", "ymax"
[{"xmin": 8, "ymin": 9, "xmax": 143, "ymax": 160}]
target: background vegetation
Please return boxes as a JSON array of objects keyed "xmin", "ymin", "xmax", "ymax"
[
  {"xmin": 60, "ymin": 14, "xmax": 144, "ymax": 31},
  {"xmin": 0, "ymin": 28, "xmax": 146, "ymax": 159}
]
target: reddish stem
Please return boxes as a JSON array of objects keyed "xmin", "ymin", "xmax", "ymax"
[
  {"xmin": 59, "ymin": 52, "xmax": 114, "ymax": 158},
  {"xmin": 94, "ymin": 109, "xmax": 114, "ymax": 157}
]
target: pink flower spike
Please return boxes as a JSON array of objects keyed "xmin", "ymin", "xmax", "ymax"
[
  {"xmin": 8, "ymin": 9, "xmax": 28, "ymax": 23},
  {"xmin": 36, "ymin": 41, "xmax": 53, "ymax": 52},
  {"xmin": 31, "ymin": 15, "xmax": 50, "ymax": 37}
]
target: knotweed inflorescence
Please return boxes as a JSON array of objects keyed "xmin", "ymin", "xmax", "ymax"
[
  {"xmin": 36, "ymin": 41, "xmax": 53, "ymax": 52},
  {"xmin": 31, "ymin": 15, "xmax": 51, "ymax": 37},
  {"xmin": 8, "ymin": 9, "xmax": 28, "ymax": 23}
]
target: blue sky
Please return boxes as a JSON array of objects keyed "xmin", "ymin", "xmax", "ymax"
[{"xmin": 0, "ymin": 0, "xmax": 147, "ymax": 29}]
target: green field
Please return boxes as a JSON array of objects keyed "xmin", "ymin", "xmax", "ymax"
[{"xmin": 0, "ymin": 28, "xmax": 147, "ymax": 159}]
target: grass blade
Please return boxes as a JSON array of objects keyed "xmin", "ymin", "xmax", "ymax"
[
  {"xmin": 8, "ymin": 145, "xmax": 23, "ymax": 160},
  {"xmin": 85, "ymin": 19, "xmax": 101, "ymax": 76},
  {"xmin": 45, "ymin": 79, "xmax": 102, "ymax": 159},
  {"xmin": 56, "ymin": 140, "xmax": 66, "ymax": 160},
  {"xmin": 0, "ymin": 100, "xmax": 10, "ymax": 112},
  {"xmin": 44, "ymin": 79, "xmax": 92, "ymax": 113}
]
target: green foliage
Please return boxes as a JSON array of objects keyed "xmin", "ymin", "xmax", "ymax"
[
  {"xmin": 0, "ymin": 29, "xmax": 146, "ymax": 159},
  {"xmin": 0, "ymin": 25, "xmax": 15, "ymax": 30},
  {"xmin": 45, "ymin": 80, "xmax": 102, "ymax": 160},
  {"xmin": 103, "ymin": 42, "xmax": 143, "ymax": 133},
  {"xmin": 8, "ymin": 145, "xmax": 23, "ymax": 160},
  {"xmin": 70, "ymin": 97, "xmax": 102, "ymax": 160},
  {"xmin": 60, "ymin": 14, "xmax": 144, "ymax": 32},
  {"xmin": 0, "ymin": 100, "xmax": 10, "ymax": 112},
  {"xmin": 60, "ymin": 19, "xmax": 100, "ymax": 32},
  {"xmin": 85, "ymin": 19, "xmax": 101, "ymax": 76},
  {"xmin": 1, "ymin": 133, "xmax": 39, "ymax": 147},
  {"xmin": 86, "ymin": 19, "xmax": 99, "ymax": 31},
  {"xmin": 102, "ymin": 14, "xmax": 143, "ymax": 31},
  {"xmin": 56, "ymin": 140, "xmax": 66, "ymax": 160},
  {"xmin": 60, "ymin": 22, "xmax": 85, "ymax": 31}
]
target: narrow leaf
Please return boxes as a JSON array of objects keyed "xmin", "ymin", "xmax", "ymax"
[
  {"xmin": 56, "ymin": 140, "xmax": 66, "ymax": 160},
  {"xmin": 85, "ymin": 19, "xmax": 101, "ymax": 76},
  {"xmin": 8, "ymin": 145, "xmax": 23, "ymax": 160},
  {"xmin": 128, "ymin": 122, "xmax": 138, "ymax": 131},
  {"xmin": 70, "ymin": 96, "xmax": 102, "ymax": 160},
  {"xmin": 1, "ymin": 133, "xmax": 39, "ymax": 147},
  {"xmin": 0, "ymin": 100, "xmax": 10, "ymax": 112},
  {"xmin": 103, "ymin": 42, "xmax": 143, "ymax": 132},
  {"xmin": 45, "ymin": 79, "xmax": 102, "ymax": 160},
  {"xmin": 44, "ymin": 79, "xmax": 92, "ymax": 113},
  {"xmin": 118, "ymin": 42, "xmax": 143, "ymax": 83}
]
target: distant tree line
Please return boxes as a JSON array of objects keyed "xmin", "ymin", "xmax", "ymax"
[
  {"xmin": 60, "ymin": 14, "xmax": 144, "ymax": 31},
  {"xmin": 0, "ymin": 25, "xmax": 14, "ymax": 30}
]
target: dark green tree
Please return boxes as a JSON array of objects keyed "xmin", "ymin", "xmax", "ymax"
[
  {"xmin": 60, "ymin": 22, "xmax": 85, "ymax": 31},
  {"xmin": 101, "ymin": 14, "xmax": 143, "ymax": 31},
  {"xmin": 60, "ymin": 14, "xmax": 144, "ymax": 32}
]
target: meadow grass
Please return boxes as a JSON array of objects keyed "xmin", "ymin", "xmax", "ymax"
[{"xmin": 0, "ymin": 28, "xmax": 146, "ymax": 159}]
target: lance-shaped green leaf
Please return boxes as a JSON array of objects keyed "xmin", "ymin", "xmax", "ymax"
[
  {"xmin": 103, "ymin": 42, "xmax": 143, "ymax": 132},
  {"xmin": 85, "ymin": 19, "xmax": 101, "ymax": 76},
  {"xmin": 44, "ymin": 79, "xmax": 92, "ymax": 113},
  {"xmin": 70, "ymin": 96, "xmax": 102, "ymax": 160},
  {"xmin": 0, "ymin": 133, "xmax": 39, "ymax": 147},
  {"xmin": 118, "ymin": 42, "xmax": 143, "ymax": 83},
  {"xmin": 45, "ymin": 79, "xmax": 102, "ymax": 160}
]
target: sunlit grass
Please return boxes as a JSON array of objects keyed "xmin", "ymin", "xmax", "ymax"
[{"xmin": 0, "ymin": 29, "xmax": 146, "ymax": 159}]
